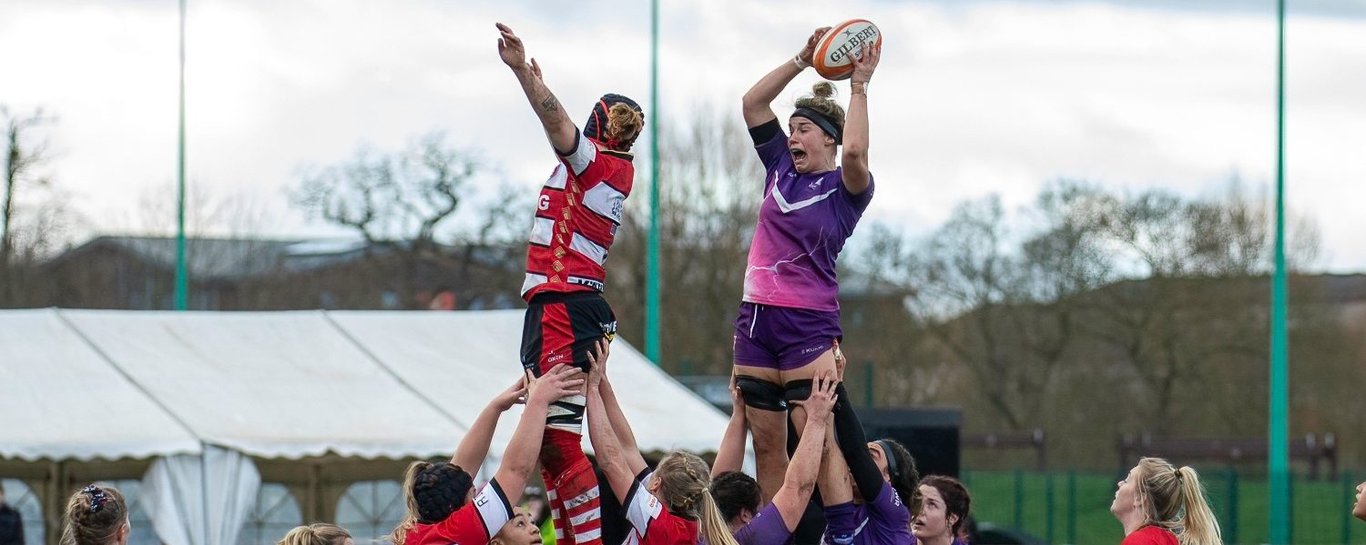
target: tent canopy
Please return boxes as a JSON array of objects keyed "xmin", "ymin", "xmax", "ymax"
[{"xmin": 1, "ymin": 309, "xmax": 728, "ymax": 463}]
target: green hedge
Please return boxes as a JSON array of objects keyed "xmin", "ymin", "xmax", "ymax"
[{"xmin": 961, "ymin": 470, "xmax": 1365, "ymax": 545}]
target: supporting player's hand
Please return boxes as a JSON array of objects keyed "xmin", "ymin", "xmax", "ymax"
[
  {"xmin": 833, "ymin": 339, "xmax": 847, "ymax": 380},
  {"xmin": 850, "ymin": 41, "xmax": 881, "ymax": 83},
  {"xmin": 798, "ymin": 26, "xmax": 832, "ymax": 67},
  {"xmin": 585, "ymin": 338, "xmax": 610, "ymax": 391},
  {"xmin": 790, "ymin": 370, "xmax": 838, "ymax": 424},
  {"xmin": 496, "ymin": 22, "xmax": 529, "ymax": 71},
  {"xmin": 492, "ymin": 374, "xmax": 529, "ymax": 411},
  {"xmin": 728, "ymin": 371, "xmax": 746, "ymax": 417},
  {"xmin": 526, "ymin": 366, "xmax": 583, "ymax": 408}
]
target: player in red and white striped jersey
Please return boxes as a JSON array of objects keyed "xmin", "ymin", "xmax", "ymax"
[{"xmin": 497, "ymin": 22, "xmax": 645, "ymax": 545}]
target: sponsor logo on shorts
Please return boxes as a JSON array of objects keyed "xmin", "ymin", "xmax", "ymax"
[
  {"xmin": 600, "ymin": 321, "xmax": 618, "ymax": 341},
  {"xmin": 801, "ymin": 344, "xmax": 825, "ymax": 355}
]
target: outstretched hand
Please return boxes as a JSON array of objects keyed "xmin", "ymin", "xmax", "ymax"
[
  {"xmin": 798, "ymin": 26, "xmax": 833, "ymax": 66},
  {"xmin": 728, "ymin": 371, "xmax": 746, "ymax": 416},
  {"xmin": 850, "ymin": 41, "xmax": 881, "ymax": 83},
  {"xmin": 586, "ymin": 338, "xmax": 611, "ymax": 390},
  {"xmin": 526, "ymin": 365, "xmax": 584, "ymax": 407},
  {"xmin": 790, "ymin": 370, "xmax": 838, "ymax": 423},
  {"xmin": 492, "ymin": 374, "xmax": 529, "ymax": 411},
  {"xmin": 496, "ymin": 22, "xmax": 533, "ymax": 73}
]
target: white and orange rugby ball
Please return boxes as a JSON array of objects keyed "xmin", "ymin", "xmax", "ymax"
[{"xmin": 812, "ymin": 19, "xmax": 883, "ymax": 81}]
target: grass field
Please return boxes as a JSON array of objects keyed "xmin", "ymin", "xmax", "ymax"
[{"xmin": 961, "ymin": 470, "xmax": 1365, "ymax": 545}]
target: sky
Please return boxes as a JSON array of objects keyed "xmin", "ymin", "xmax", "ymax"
[{"xmin": 1, "ymin": 0, "xmax": 1364, "ymax": 271}]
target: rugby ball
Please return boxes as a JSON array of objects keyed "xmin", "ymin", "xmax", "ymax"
[{"xmin": 812, "ymin": 19, "xmax": 883, "ymax": 81}]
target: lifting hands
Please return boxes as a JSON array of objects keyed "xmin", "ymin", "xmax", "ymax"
[{"xmin": 526, "ymin": 365, "xmax": 585, "ymax": 409}]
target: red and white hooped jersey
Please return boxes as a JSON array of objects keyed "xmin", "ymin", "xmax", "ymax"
[
  {"xmin": 621, "ymin": 473, "xmax": 699, "ymax": 545},
  {"xmin": 522, "ymin": 134, "xmax": 635, "ymax": 299},
  {"xmin": 402, "ymin": 480, "xmax": 512, "ymax": 545}
]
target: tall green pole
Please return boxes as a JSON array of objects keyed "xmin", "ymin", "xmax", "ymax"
[
  {"xmin": 1269, "ymin": 0, "xmax": 1290, "ymax": 542},
  {"xmin": 644, "ymin": 0, "xmax": 661, "ymax": 364},
  {"xmin": 173, "ymin": 0, "xmax": 189, "ymax": 310}
]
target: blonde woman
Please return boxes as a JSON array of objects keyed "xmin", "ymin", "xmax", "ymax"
[
  {"xmin": 60, "ymin": 485, "xmax": 129, "ymax": 545},
  {"xmin": 734, "ymin": 25, "xmax": 881, "ymax": 504},
  {"xmin": 277, "ymin": 524, "xmax": 352, "ymax": 545},
  {"xmin": 1110, "ymin": 458, "xmax": 1222, "ymax": 545},
  {"xmin": 584, "ymin": 340, "xmax": 739, "ymax": 545}
]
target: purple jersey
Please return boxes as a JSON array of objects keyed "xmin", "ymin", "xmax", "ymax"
[
  {"xmin": 734, "ymin": 503, "xmax": 794, "ymax": 545},
  {"xmin": 824, "ymin": 482, "xmax": 913, "ymax": 545},
  {"xmin": 743, "ymin": 127, "xmax": 873, "ymax": 312}
]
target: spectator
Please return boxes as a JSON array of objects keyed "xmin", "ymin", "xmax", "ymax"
[{"xmin": 0, "ymin": 483, "xmax": 24, "ymax": 545}]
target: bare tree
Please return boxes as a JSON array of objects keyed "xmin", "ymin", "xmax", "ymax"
[
  {"xmin": 607, "ymin": 105, "xmax": 762, "ymax": 373},
  {"xmin": 2, "ymin": 106, "xmax": 55, "ymax": 266},
  {"xmin": 290, "ymin": 131, "xmax": 482, "ymax": 308},
  {"xmin": 293, "ymin": 131, "xmax": 473, "ymax": 249}
]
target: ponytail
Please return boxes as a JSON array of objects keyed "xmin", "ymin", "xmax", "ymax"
[
  {"xmin": 604, "ymin": 103, "xmax": 644, "ymax": 152},
  {"xmin": 1173, "ymin": 467, "xmax": 1222, "ymax": 545},
  {"xmin": 1135, "ymin": 458, "xmax": 1223, "ymax": 545},
  {"xmin": 697, "ymin": 489, "xmax": 740, "ymax": 545}
]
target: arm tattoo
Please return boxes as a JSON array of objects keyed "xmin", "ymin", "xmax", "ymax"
[{"xmin": 539, "ymin": 95, "xmax": 561, "ymax": 114}]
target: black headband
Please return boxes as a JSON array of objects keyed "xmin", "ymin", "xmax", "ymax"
[
  {"xmin": 791, "ymin": 107, "xmax": 843, "ymax": 145},
  {"xmin": 876, "ymin": 440, "xmax": 901, "ymax": 482}
]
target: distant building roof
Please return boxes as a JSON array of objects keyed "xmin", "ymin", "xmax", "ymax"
[
  {"xmin": 46, "ymin": 235, "xmax": 521, "ymax": 282},
  {"xmin": 47, "ymin": 235, "xmax": 305, "ymax": 280}
]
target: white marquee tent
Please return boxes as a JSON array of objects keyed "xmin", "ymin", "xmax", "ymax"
[{"xmin": 0, "ymin": 309, "xmax": 730, "ymax": 545}]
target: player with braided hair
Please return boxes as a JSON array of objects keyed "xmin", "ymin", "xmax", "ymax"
[
  {"xmin": 60, "ymin": 484, "xmax": 129, "ymax": 545},
  {"xmin": 583, "ymin": 340, "xmax": 738, "ymax": 545},
  {"xmin": 497, "ymin": 22, "xmax": 645, "ymax": 545},
  {"xmin": 392, "ymin": 367, "xmax": 583, "ymax": 545}
]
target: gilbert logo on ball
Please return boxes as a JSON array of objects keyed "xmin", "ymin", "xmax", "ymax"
[{"xmin": 813, "ymin": 19, "xmax": 882, "ymax": 81}]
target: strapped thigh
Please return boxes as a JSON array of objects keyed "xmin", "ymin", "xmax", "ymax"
[
  {"xmin": 736, "ymin": 376, "xmax": 787, "ymax": 412},
  {"xmin": 783, "ymin": 379, "xmax": 814, "ymax": 405}
]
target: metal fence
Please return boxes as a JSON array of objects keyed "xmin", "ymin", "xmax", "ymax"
[{"xmin": 961, "ymin": 469, "xmax": 1365, "ymax": 545}]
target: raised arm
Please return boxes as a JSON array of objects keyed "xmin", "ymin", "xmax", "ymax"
[
  {"xmin": 599, "ymin": 373, "xmax": 649, "ymax": 477},
  {"xmin": 497, "ymin": 22, "xmax": 578, "ymax": 155},
  {"xmin": 452, "ymin": 375, "xmax": 527, "ymax": 472},
  {"xmin": 493, "ymin": 366, "xmax": 584, "ymax": 505},
  {"xmin": 711, "ymin": 373, "xmax": 748, "ymax": 477},
  {"xmin": 816, "ymin": 404, "xmax": 853, "ymax": 506},
  {"xmin": 586, "ymin": 346, "xmax": 635, "ymax": 503},
  {"xmin": 742, "ymin": 27, "xmax": 830, "ymax": 128},
  {"xmin": 772, "ymin": 372, "xmax": 837, "ymax": 530},
  {"xmin": 839, "ymin": 42, "xmax": 880, "ymax": 195},
  {"xmin": 831, "ymin": 382, "xmax": 884, "ymax": 501}
]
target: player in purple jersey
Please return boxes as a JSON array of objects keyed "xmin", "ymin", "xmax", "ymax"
[
  {"xmin": 733, "ymin": 25, "xmax": 883, "ymax": 508},
  {"xmin": 911, "ymin": 476, "xmax": 971, "ymax": 545},
  {"xmin": 710, "ymin": 373, "xmax": 838, "ymax": 545},
  {"xmin": 818, "ymin": 384, "xmax": 920, "ymax": 545}
]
